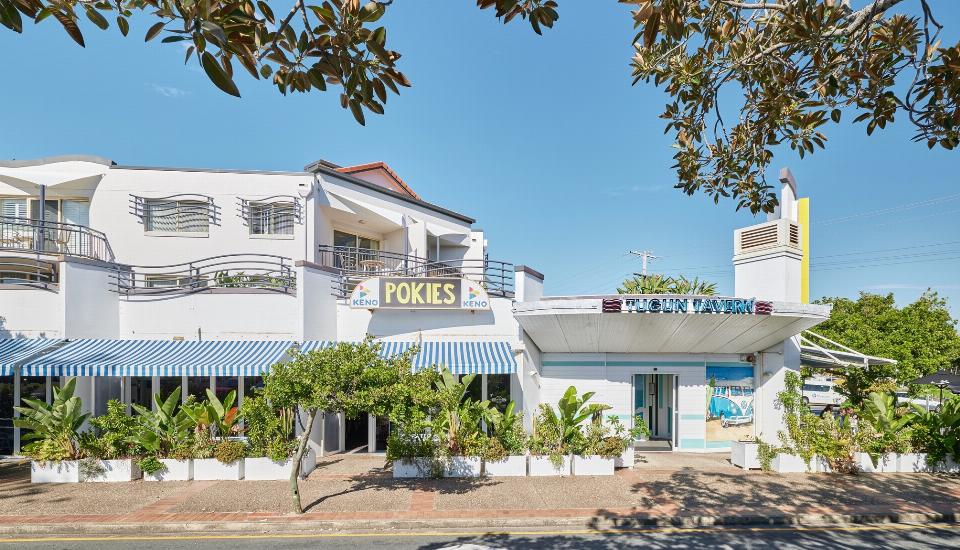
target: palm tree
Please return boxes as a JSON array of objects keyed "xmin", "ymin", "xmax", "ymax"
[{"xmin": 617, "ymin": 274, "xmax": 717, "ymax": 295}]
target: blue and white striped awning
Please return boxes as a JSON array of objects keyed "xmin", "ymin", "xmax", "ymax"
[
  {"xmin": 0, "ymin": 339, "xmax": 64, "ymax": 376},
  {"xmin": 298, "ymin": 340, "xmax": 517, "ymax": 374},
  {"xmin": 20, "ymin": 339, "xmax": 294, "ymax": 377}
]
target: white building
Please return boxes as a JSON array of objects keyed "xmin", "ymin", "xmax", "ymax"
[{"xmin": 1, "ymin": 156, "xmax": 846, "ymax": 458}]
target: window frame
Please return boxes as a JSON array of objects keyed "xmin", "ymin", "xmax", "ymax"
[
  {"xmin": 141, "ymin": 198, "xmax": 211, "ymax": 236},
  {"xmin": 248, "ymin": 201, "xmax": 296, "ymax": 239}
]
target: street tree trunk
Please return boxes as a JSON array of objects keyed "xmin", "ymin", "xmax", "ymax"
[{"xmin": 290, "ymin": 408, "xmax": 318, "ymax": 514}]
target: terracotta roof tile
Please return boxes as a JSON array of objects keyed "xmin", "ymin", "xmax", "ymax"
[{"xmin": 335, "ymin": 161, "xmax": 421, "ymax": 200}]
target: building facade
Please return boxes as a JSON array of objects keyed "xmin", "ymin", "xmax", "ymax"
[{"xmin": 1, "ymin": 156, "xmax": 830, "ymax": 458}]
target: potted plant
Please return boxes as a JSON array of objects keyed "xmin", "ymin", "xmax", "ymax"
[
  {"xmin": 242, "ymin": 393, "xmax": 313, "ymax": 480},
  {"xmin": 78, "ymin": 400, "xmax": 142, "ymax": 482},
  {"xmin": 611, "ymin": 415, "xmax": 646, "ymax": 468},
  {"xmin": 529, "ymin": 386, "xmax": 610, "ymax": 476},
  {"xmin": 573, "ymin": 416, "xmax": 620, "ymax": 476},
  {"xmin": 856, "ymin": 392, "xmax": 914, "ymax": 473},
  {"xmin": 731, "ymin": 438, "xmax": 761, "ymax": 470},
  {"xmin": 184, "ymin": 389, "xmax": 246, "ymax": 480},
  {"xmin": 387, "ymin": 428, "xmax": 441, "ymax": 478},
  {"xmin": 483, "ymin": 402, "xmax": 528, "ymax": 477},
  {"xmin": 14, "ymin": 378, "xmax": 88, "ymax": 483},
  {"xmin": 908, "ymin": 396, "xmax": 960, "ymax": 473},
  {"xmin": 431, "ymin": 370, "xmax": 490, "ymax": 478},
  {"xmin": 130, "ymin": 388, "xmax": 195, "ymax": 481}
]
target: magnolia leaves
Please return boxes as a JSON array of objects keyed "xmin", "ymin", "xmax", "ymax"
[{"xmin": 630, "ymin": 0, "xmax": 958, "ymax": 213}]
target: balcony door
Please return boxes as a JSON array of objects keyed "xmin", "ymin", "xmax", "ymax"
[{"xmin": 333, "ymin": 230, "xmax": 381, "ymax": 271}]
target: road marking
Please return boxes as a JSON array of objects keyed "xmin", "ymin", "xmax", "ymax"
[{"xmin": 0, "ymin": 522, "xmax": 957, "ymax": 544}]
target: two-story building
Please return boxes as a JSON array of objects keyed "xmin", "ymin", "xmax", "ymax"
[{"xmin": 1, "ymin": 156, "xmax": 874, "ymax": 460}]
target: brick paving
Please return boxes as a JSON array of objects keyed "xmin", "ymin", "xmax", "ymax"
[{"xmin": 0, "ymin": 454, "xmax": 958, "ymax": 531}]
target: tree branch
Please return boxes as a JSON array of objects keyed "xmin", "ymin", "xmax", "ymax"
[
  {"xmin": 716, "ymin": 1, "xmax": 785, "ymax": 10},
  {"xmin": 257, "ymin": 0, "xmax": 304, "ymax": 62}
]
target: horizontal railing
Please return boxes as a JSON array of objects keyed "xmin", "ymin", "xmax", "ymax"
[
  {"xmin": 318, "ymin": 245, "xmax": 514, "ymax": 298},
  {"xmin": 0, "ymin": 216, "xmax": 114, "ymax": 262},
  {"xmin": 0, "ymin": 256, "xmax": 58, "ymax": 288},
  {"xmin": 112, "ymin": 254, "xmax": 295, "ymax": 296}
]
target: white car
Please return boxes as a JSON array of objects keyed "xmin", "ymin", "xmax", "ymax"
[
  {"xmin": 894, "ymin": 391, "xmax": 940, "ymax": 412},
  {"xmin": 802, "ymin": 381, "xmax": 844, "ymax": 406}
]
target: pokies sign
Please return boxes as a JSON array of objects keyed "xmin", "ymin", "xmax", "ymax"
[{"xmin": 349, "ymin": 277, "xmax": 491, "ymax": 310}]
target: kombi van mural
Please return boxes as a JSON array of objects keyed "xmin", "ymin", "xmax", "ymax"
[{"xmin": 705, "ymin": 365, "xmax": 755, "ymax": 446}]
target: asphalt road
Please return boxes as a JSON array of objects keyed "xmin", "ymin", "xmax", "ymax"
[{"xmin": 2, "ymin": 523, "xmax": 959, "ymax": 549}]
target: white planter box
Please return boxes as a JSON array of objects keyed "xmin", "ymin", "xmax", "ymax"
[
  {"xmin": 444, "ymin": 456, "xmax": 482, "ymax": 478},
  {"xmin": 573, "ymin": 455, "xmax": 615, "ymax": 476},
  {"xmin": 31, "ymin": 461, "xmax": 80, "ymax": 483},
  {"xmin": 731, "ymin": 441, "xmax": 760, "ymax": 470},
  {"xmin": 81, "ymin": 459, "xmax": 141, "ymax": 482},
  {"xmin": 393, "ymin": 457, "xmax": 436, "ymax": 478},
  {"xmin": 935, "ymin": 457, "xmax": 960, "ymax": 473},
  {"xmin": 615, "ymin": 447, "xmax": 635, "ymax": 469},
  {"xmin": 144, "ymin": 459, "xmax": 192, "ymax": 481},
  {"xmin": 898, "ymin": 453, "xmax": 932, "ymax": 473},
  {"xmin": 772, "ymin": 453, "xmax": 811, "ymax": 473},
  {"xmin": 193, "ymin": 458, "xmax": 244, "ymax": 480},
  {"xmin": 484, "ymin": 455, "xmax": 527, "ymax": 477},
  {"xmin": 245, "ymin": 449, "xmax": 317, "ymax": 481},
  {"xmin": 528, "ymin": 455, "xmax": 571, "ymax": 476},
  {"xmin": 856, "ymin": 452, "xmax": 897, "ymax": 473}
]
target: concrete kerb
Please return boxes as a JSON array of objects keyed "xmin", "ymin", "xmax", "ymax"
[{"xmin": 1, "ymin": 510, "xmax": 957, "ymax": 537}]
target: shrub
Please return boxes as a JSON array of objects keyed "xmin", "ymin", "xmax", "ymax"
[
  {"xmin": 83, "ymin": 400, "xmax": 141, "ymax": 459},
  {"xmin": 488, "ymin": 402, "xmax": 528, "ymax": 457},
  {"xmin": 138, "ymin": 456, "xmax": 166, "ymax": 475},
  {"xmin": 14, "ymin": 377, "xmax": 88, "ymax": 461},
  {"xmin": 190, "ymin": 428, "xmax": 214, "ymax": 459},
  {"xmin": 240, "ymin": 393, "xmax": 296, "ymax": 460},
  {"xmin": 213, "ymin": 440, "xmax": 247, "ymax": 464}
]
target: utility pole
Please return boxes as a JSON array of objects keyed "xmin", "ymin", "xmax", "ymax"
[{"xmin": 628, "ymin": 250, "xmax": 660, "ymax": 277}]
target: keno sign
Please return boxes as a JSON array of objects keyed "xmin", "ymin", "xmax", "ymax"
[{"xmin": 349, "ymin": 277, "xmax": 491, "ymax": 310}]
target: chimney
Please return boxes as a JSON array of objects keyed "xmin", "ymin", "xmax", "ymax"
[{"xmin": 733, "ymin": 168, "xmax": 808, "ymax": 302}]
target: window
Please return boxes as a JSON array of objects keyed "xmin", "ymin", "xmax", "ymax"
[
  {"xmin": 143, "ymin": 199, "xmax": 209, "ymax": 233},
  {"xmin": 0, "ymin": 198, "xmax": 27, "ymax": 219},
  {"xmin": 249, "ymin": 202, "xmax": 295, "ymax": 236},
  {"xmin": 334, "ymin": 230, "xmax": 380, "ymax": 251}
]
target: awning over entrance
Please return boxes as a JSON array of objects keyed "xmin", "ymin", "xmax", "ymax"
[
  {"xmin": 799, "ymin": 331, "xmax": 897, "ymax": 369},
  {"xmin": 514, "ymin": 296, "xmax": 832, "ymax": 353},
  {"xmin": 19, "ymin": 339, "xmax": 294, "ymax": 377},
  {"xmin": 299, "ymin": 340, "xmax": 517, "ymax": 374},
  {"xmin": 0, "ymin": 338, "xmax": 64, "ymax": 375}
]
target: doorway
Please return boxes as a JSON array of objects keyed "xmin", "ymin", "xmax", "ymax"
[
  {"xmin": 633, "ymin": 374, "xmax": 674, "ymax": 441},
  {"xmin": 344, "ymin": 415, "xmax": 368, "ymax": 452}
]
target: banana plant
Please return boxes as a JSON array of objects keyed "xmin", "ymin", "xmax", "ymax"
[
  {"xmin": 128, "ymin": 387, "xmax": 192, "ymax": 455},
  {"xmin": 488, "ymin": 401, "xmax": 521, "ymax": 436},
  {"xmin": 432, "ymin": 368, "xmax": 492, "ymax": 455},
  {"xmin": 13, "ymin": 377, "xmax": 89, "ymax": 461},
  {"xmin": 540, "ymin": 386, "xmax": 611, "ymax": 449},
  {"xmin": 180, "ymin": 389, "xmax": 240, "ymax": 440},
  {"xmin": 860, "ymin": 391, "xmax": 915, "ymax": 467}
]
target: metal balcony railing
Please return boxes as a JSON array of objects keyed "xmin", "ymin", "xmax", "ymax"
[
  {"xmin": 112, "ymin": 254, "xmax": 295, "ymax": 296},
  {"xmin": 0, "ymin": 216, "xmax": 114, "ymax": 262},
  {"xmin": 318, "ymin": 245, "xmax": 514, "ymax": 298},
  {"xmin": 0, "ymin": 256, "xmax": 58, "ymax": 288}
]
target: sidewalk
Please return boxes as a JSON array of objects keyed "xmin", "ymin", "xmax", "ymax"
[{"xmin": 1, "ymin": 454, "xmax": 958, "ymax": 535}]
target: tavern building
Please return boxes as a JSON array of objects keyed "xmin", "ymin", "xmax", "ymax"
[{"xmin": 0, "ymin": 157, "xmax": 870, "ymax": 457}]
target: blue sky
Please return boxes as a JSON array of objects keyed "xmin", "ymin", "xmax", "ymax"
[{"xmin": 1, "ymin": 1, "xmax": 958, "ymax": 313}]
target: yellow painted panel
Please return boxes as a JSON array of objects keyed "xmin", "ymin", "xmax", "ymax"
[{"xmin": 798, "ymin": 197, "xmax": 810, "ymax": 303}]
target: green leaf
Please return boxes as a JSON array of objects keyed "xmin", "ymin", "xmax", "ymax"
[
  {"xmin": 201, "ymin": 52, "xmax": 241, "ymax": 97},
  {"xmin": 116, "ymin": 16, "xmax": 129, "ymax": 37},
  {"xmin": 830, "ymin": 109, "xmax": 841, "ymax": 123},
  {"xmin": 145, "ymin": 21, "xmax": 165, "ymax": 42},
  {"xmin": 348, "ymin": 99, "xmax": 366, "ymax": 125},
  {"xmin": 52, "ymin": 9, "xmax": 85, "ymax": 47},
  {"xmin": 84, "ymin": 7, "xmax": 108, "ymax": 31},
  {"xmin": 0, "ymin": 2, "xmax": 23, "ymax": 33}
]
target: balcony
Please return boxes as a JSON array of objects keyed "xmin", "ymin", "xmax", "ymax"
[
  {"xmin": 113, "ymin": 254, "xmax": 296, "ymax": 296},
  {"xmin": 317, "ymin": 245, "xmax": 514, "ymax": 298},
  {"xmin": 0, "ymin": 216, "xmax": 114, "ymax": 262},
  {"xmin": 0, "ymin": 256, "xmax": 58, "ymax": 289}
]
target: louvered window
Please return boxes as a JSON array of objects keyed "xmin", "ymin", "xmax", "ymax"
[
  {"xmin": 1, "ymin": 198, "xmax": 27, "ymax": 219},
  {"xmin": 249, "ymin": 202, "xmax": 295, "ymax": 236},
  {"xmin": 739, "ymin": 224, "xmax": 778, "ymax": 251},
  {"xmin": 143, "ymin": 199, "xmax": 209, "ymax": 233}
]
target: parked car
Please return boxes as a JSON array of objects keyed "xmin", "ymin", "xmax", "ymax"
[
  {"xmin": 802, "ymin": 381, "xmax": 843, "ymax": 406},
  {"xmin": 707, "ymin": 385, "xmax": 754, "ymax": 427}
]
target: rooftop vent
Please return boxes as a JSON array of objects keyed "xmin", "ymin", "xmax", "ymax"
[{"xmin": 734, "ymin": 219, "xmax": 801, "ymax": 255}]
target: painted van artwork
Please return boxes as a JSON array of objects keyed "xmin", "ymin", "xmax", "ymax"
[{"xmin": 705, "ymin": 365, "xmax": 755, "ymax": 446}]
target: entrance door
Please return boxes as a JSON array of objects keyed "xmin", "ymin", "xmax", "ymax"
[{"xmin": 633, "ymin": 374, "xmax": 673, "ymax": 440}]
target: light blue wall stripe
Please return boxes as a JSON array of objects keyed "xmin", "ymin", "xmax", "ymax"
[
  {"xmin": 543, "ymin": 361, "xmax": 704, "ymax": 367},
  {"xmin": 680, "ymin": 414, "xmax": 705, "ymax": 421},
  {"xmin": 706, "ymin": 441, "xmax": 733, "ymax": 449},
  {"xmin": 679, "ymin": 438, "xmax": 705, "ymax": 449}
]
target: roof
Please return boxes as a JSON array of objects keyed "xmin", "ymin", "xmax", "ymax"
[{"xmin": 335, "ymin": 161, "xmax": 422, "ymax": 200}]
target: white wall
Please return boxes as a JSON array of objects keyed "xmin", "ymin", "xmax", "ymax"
[
  {"xmin": 535, "ymin": 352, "xmax": 750, "ymax": 452},
  {"xmin": 119, "ymin": 291, "xmax": 297, "ymax": 340},
  {"xmin": 296, "ymin": 264, "xmax": 338, "ymax": 341},
  {"xmin": 734, "ymin": 250, "xmax": 802, "ymax": 302},
  {"xmin": 0, "ymin": 287, "xmax": 62, "ymax": 338},
  {"xmin": 60, "ymin": 260, "xmax": 119, "ymax": 338},
  {"xmin": 336, "ymin": 297, "xmax": 517, "ymax": 341},
  {"xmin": 91, "ymin": 168, "xmax": 311, "ymax": 266}
]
